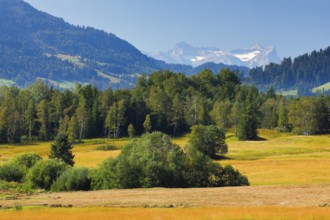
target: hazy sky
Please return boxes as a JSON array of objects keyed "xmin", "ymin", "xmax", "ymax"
[{"xmin": 24, "ymin": 0, "xmax": 330, "ymax": 59}]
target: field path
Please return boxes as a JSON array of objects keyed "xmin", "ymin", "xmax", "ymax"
[{"xmin": 2, "ymin": 184, "xmax": 330, "ymax": 208}]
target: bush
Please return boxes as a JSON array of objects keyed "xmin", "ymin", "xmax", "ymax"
[
  {"xmin": 94, "ymin": 144, "xmax": 118, "ymax": 151},
  {"xmin": 183, "ymin": 145, "xmax": 218, "ymax": 187},
  {"xmin": 0, "ymin": 180, "xmax": 20, "ymax": 190},
  {"xmin": 0, "ymin": 162, "xmax": 24, "ymax": 182},
  {"xmin": 91, "ymin": 132, "xmax": 187, "ymax": 189},
  {"xmin": 51, "ymin": 167, "xmax": 91, "ymax": 192},
  {"xmin": 12, "ymin": 153, "xmax": 42, "ymax": 170},
  {"xmin": 20, "ymin": 135, "xmax": 37, "ymax": 145},
  {"xmin": 189, "ymin": 125, "xmax": 228, "ymax": 158},
  {"xmin": 218, "ymin": 165, "xmax": 249, "ymax": 186},
  {"xmin": 26, "ymin": 159, "xmax": 69, "ymax": 190},
  {"xmin": 91, "ymin": 132, "xmax": 249, "ymax": 189}
]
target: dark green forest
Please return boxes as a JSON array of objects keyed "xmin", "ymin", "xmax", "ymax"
[
  {"xmin": 0, "ymin": 69, "xmax": 329, "ymax": 144},
  {"xmin": 248, "ymin": 47, "xmax": 330, "ymax": 95}
]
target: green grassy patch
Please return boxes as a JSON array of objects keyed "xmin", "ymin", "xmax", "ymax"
[
  {"xmin": 55, "ymin": 54, "xmax": 86, "ymax": 68},
  {"xmin": 277, "ymin": 89, "xmax": 298, "ymax": 96},
  {"xmin": 312, "ymin": 82, "xmax": 330, "ymax": 93},
  {"xmin": 94, "ymin": 144, "xmax": 119, "ymax": 151},
  {"xmin": 96, "ymin": 71, "xmax": 120, "ymax": 83},
  {"xmin": 0, "ymin": 78, "xmax": 15, "ymax": 86}
]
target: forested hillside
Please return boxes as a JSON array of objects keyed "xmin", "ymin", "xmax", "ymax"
[
  {"xmin": 0, "ymin": 69, "xmax": 329, "ymax": 144},
  {"xmin": 248, "ymin": 47, "xmax": 330, "ymax": 95},
  {"xmin": 0, "ymin": 0, "xmax": 248, "ymax": 90}
]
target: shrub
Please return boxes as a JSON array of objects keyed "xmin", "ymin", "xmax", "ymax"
[
  {"xmin": 91, "ymin": 132, "xmax": 249, "ymax": 189},
  {"xmin": 94, "ymin": 144, "xmax": 118, "ymax": 151},
  {"xmin": 91, "ymin": 132, "xmax": 187, "ymax": 189},
  {"xmin": 51, "ymin": 167, "xmax": 91, "ymax": 192},
  {"xmin": 20, "ymin": 136, "xmax": 37, "ymax": 144},
  {"xmin": 0, "ymin": 162, "xmax": 24, "ymax": 182},
  {"xmin": 189, "ymin": 125, "xmax": 228, "ymax": 158},
  {"xmin": 26, "ymin": 159, "xmax": 69, "ymax": 190},
  {"xmin": 0, "ymin": 180, "xmax": 20, "ymax": 190},
  {"xmin": 183, "ymin": 145, "xmax": 218, "ymax": 187},
  {"xmin": 218, "ymin": 165, "xmax": 249, "ymax": 186},
  {"xmin": 12, "ymin": 153, "xmax": 42, "ymax": 170}
]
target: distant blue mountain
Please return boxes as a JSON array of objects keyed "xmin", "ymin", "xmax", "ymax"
[{"xmin": 0, "ymin": 0, "xmax": 248, "ymax": 89}]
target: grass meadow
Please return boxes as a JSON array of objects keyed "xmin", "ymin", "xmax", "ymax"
[
  {"xmin": 1, "ymin": 129, "xmax": 328, "ymax": 186},
  {"xmin": 0, "ymin": 207, "xmax": 329, "ymax": 220},
  {"xmin": 0, "ymin": 129, "xmax": 329, "ymax": 219}
]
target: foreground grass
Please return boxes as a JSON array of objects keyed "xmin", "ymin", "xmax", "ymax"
[{"xmin": 1, "ymin": 207, "xmax": 329, "ymax": 220}]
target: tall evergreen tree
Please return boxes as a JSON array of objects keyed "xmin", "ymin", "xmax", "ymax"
[{"xmin": 49, "ymin": 133, "xmax": 75, "ymax": 166}]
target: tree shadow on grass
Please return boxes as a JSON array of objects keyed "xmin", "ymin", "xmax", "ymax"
[
  {"xmin": 212, "ymin": 155, "xmax": 232, "ymax": 160},
  {"xmin": 255, "ymin": 136, "xmax": 267, "ymax": 141}
]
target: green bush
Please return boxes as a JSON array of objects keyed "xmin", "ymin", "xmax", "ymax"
[
  {"xmin": 0, "ymin": 162, "xmax": 24, "ymax": 182},
  {"xmin": 91, "ymin": 132, "xmax": 187, "ymax": 189},
  {"xmin": 94, "ymin": 144, "xmax": 118, "ymax": 151},
  {"xmin": 189, "ymin": 125, "xmax": 228, "ymax": 158},
  {"xmin": 12, "ymin": 153, "xmax": 42, "ymax": 170},
  {"xmin": 0, "ymin": 180, "xmax": 20, "ymax": 190},
  {"xmin": 91, "ymin": 132, "xmax": 249, "ymax": 189},
  {"xmin": 26, "ymin": 159, "xmax": 69, "ymax": 190},
  {"xmin": 51, "ymin": 167, "xmax": 91, "ymax": 192},
  {"xmin": 218, "ymin": 165, "xmax": 249, "ymax": 186},
  {"xmin": 20, "ymin": 135, "xmax": 37, "ymax": 145}
]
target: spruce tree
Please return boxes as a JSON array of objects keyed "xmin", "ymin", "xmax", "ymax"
[{"xmin": 49, "ymin": 133, "xmax": 75, "ymax": 166}]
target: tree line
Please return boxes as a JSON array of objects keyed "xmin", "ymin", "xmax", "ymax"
[
  {"xmin": 0, "ymin": 69, "xmax": 329, "ymax": 144},
  {"xmin": 248, "ymin": 47, "xmax": 330, "ymax": 95}
]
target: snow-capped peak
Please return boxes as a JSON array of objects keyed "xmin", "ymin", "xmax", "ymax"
[
  {"xmin": 149, "ymin": 42, "xmax": 281, "ymax": 68},
  {"xmin": 234, "ymin": 51, "xmax": 260, "ymax": 62}
]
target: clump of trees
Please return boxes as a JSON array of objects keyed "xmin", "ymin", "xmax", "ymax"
[
  {"xmin": 91, "ymin": 131, "xmax": 248, "ymax": 189},
  {"xmin": 189, "ymin": 125, "xmax": 227, "ymax": 158},
  {"xmin": 0, "ymin": 69, "xmax": 328, "ymax": 146},
  {"xmin": 0, "ymin": 129, "xmax": 249, "ymax": 192}
]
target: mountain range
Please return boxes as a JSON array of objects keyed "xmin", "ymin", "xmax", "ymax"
[
  {"xmin": 0, "ymin": 0, "xmax": 248, "ymax": 90},
  {"xmin": 150, "ymin": 42, "xmax": 281, "ymax": 68}
]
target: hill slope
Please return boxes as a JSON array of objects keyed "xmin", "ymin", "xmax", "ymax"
[
  {"xmin": 248, "ymin": 47, "xmax": 330, "ymax": 95},
  {"xmin": 0, "ymin": 0, "xmax": 248, "ymax": 89}
]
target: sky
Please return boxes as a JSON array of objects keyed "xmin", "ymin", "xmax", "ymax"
[{"xmin": 24, "ymin": 0, "xmax": 330, "ymax": 59}]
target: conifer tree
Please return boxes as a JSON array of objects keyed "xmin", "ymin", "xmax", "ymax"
[{"xmin": 49, "ymin": 133, "xmax": 74, "ymax": 166}]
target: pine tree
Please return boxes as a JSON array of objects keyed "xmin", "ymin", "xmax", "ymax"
[{"xmin": 49, "ymin": 133, "xmax": 75, "ymax": 166}]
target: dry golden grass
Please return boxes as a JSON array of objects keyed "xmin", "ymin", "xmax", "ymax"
[
  {"xmin": 1, "ymin": 130, "xmax": 329, "ymax": 219},
  {"xmin": 0, "ymin": 138, "xmax": 129, "ymax": 166},
  {"xmin": 1, "ymin": 130, "xmax": 329, "ymax": 186},
  {"xmin": 220, "ymin": 130, "xmax": 330, "ymax": 186},
  {"xmin": 2, "ymin": 185, "xmax": 330, "ymax": 208},
  {"xmin": 1, "ymin": 207, "xmax": 330, "ymax": 220}
]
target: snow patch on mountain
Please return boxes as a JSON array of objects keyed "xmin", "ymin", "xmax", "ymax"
[{"xmin": 150, "ymin": 42, "xmax": 281, "ymax": 68}]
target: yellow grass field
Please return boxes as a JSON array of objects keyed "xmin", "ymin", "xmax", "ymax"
[
  {"xmin": 1, "ymin": 207, "xmax": 330, "ymax": 220},
  {"xmin": 1, "ymin": 129, "xmax": 329, "ymax": 219},
  {"xmin": 1, "ymin": 129, "xmax": 328, "ymax": 186}
]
